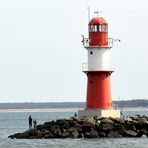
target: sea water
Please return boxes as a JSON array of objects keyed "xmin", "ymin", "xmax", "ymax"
[{"xmin": 0, "ymin": 109, "xmax": 148, "ymax": 148}]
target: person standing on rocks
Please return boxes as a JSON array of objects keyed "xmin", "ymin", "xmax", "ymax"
[
  {"xmin": 74, "ymin": 113, "xmax": 77, "ymax": 117},
  {"xmin": 28, "ymin": 115, "xmax": 33, "ymax": 130},
  {"xmin": 33, "ymin": 118, "xmax": 37, "ymax": 130}
]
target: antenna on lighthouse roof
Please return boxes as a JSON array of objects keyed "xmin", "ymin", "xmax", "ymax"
[
  {"xmin": 94, "ymin": 11, "xmax": 102, "ymax": 17},
  {"xmin": 87, "ymin": 5, "xmax": 90, "ymax": 23}
]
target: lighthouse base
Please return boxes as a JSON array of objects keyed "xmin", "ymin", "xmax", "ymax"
[{"xmin": 78, "ymin": 108, "xmax": 121, "ymax": 118}]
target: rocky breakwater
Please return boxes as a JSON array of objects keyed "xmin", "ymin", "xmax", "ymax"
[{"xmin": 8, "ymin": 115, "xmax": 148, "ymax": 139}]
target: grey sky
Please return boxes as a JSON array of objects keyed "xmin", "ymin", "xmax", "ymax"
[{"xmin": 0, "ymin": 0, "xmax": 147, "ymax": 102}]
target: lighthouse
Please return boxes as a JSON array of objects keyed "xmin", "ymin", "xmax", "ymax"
[{"xmin": 78, "ymin": 14, "xmax": 120, "ymax": 118}]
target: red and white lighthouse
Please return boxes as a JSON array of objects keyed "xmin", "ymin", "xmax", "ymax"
[{"xmin": 79, "ymin": 14, "xmax": 120, "ymax": 117}]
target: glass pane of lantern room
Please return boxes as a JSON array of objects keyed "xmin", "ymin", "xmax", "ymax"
[
  {"xmin": 102, "ymin": 25, "xmax": 106, "ymax": 32},
  {"xmin": 89, "ymin": 25, "xmax": 94, "ymax": 32},
  {"xmin": 89, "ymin": 25, "xmax": 98, "ymax": 32},
  {"xmin": 99, "ymin": 25, "xmax": 102, "ymax": 32},
  {"xmin": 94, "ymin": 25, "xmax": 97, "ymax": 32}
]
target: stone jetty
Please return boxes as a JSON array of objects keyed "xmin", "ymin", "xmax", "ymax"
[{"xmin": 8, "ymin": 115, "xmax": 148, "ymax": 139}]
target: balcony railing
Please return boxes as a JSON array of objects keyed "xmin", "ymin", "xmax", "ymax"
[
  {"xmin": 82, "ymin": 63, "xmax": 114, "ymax": 72},
  {"xmin": 82, "ymin": 38, "xmax": 113, "ymax": 48}
]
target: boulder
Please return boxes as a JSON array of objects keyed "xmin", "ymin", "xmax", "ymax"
[
  {"xmin": 130, "ymin": 116, "xmax": 140, "ymax": 121},
  {"xmin": 37, "ymin": 122, "xmax": 52, "ymax": 131},
  {"xmin": 83, "ymin": 121, "xmax": 94, "ymax": 127},
  {"xmin": 107, "ymin": 130, "xmax": 122, "ymax": 138},
  {"xmin": 109, "ymin": 117, "xmax": 125, "ymax": 124},
  {"xmin": 73, "ymin": 124, "xmax": 83, "ymax": 132},
  {"xmin": 39, "ymin": 130, "xmax": 51, "ymax": 137},
  {"xmin": 44, "ymin": 131, "xmax": 54, "ymax": 138},
  {"xmin": 125, "ymin": 122, "xmax": 136, "ymax": 131},
  {"xmin": 61, "ymin": 131, "xmax": 70, "ymax": 138},
  {"xmin": 72, "ymin": 116, "xmax": 81, "ymax": 122},
  {"xmin": 98, "ymin": 131, "xmax": 106, "ymax": 137},
  {"xmin": 51, "ymin": 128, "xmax": 61, "ymax": 138},
  {"xmin": 28, "ymin": 130, "xmax": 38, "ymax": 137},
  {"xmin": 50, "ymin": 125, "xmax": 60, "ymax": 132},
  {"xmin": 56, "ymin": 119, "xmax": 66, "ymax": 126},
  {"xmin": 95, "ymin": 123, "xmax": 101, "ymax": 132},
  {"xmin": 70, "ymin": 131, "xmax": 79, "ymax": 138},
  {"xmin": 84, "ymin": 117, "xmax": 95, "ymax": 124},
  {"xmin": 136, "ymin": 130, "xmax": 144, "ymax": 137},
  {"xmin": 78, "ymin": 132, "xmax": 84, "ymax": 138},
  {"xmin": 142, "ymin": 115, "xmax": 148, "ymax": 121},
  {"xmin": 36, "ymin": 131, "xmax": 43, "ymax": 138},
  {"xmin": 124, "ymin": 117, "xmax": 133, "ymax": 122},
  {"xmin": 124, "ymin": 130, "xmax": 138, "ymax": 137},
  {"xmin": 69, "ymin": 120, "xmax": 77, "ymax": 127},
  {"xmin": 133, "ymin": 121, "xmax": 144, "ymax": 130},
  {"xmin": 68, "ymin": 127, "xmax": 77, "ymax": 133},
  {"xmin": 84, "ymin": 130, "xmax": 98, "ymax": 138},
  {"xmin": 101, "ymin": 118, "xmax": 114, "ymax": 124},
  {"xmin": 82, "ymin": 125, "xmax": 93, "ymax": 133},
  {"xmin": 8, "ymin": 130, "xmax": 37, "ymax": 139},
  {"xmin": 8, "ymin": 131, "xmax": 29, "ymax": 139},
  {"xmin": 101, "ymin": 123, "xmax": 114, "ymax": 131},
  {"xmin": 114, "ymin": 123, "xmax": 125, "ymax": 134},
  {"xmin": 77, "ymin": 120, "xmax": 85, "ymax": 125},
  {"xmin": 60, "ymin": 121, "xmax": 70, "ymax": 130}
]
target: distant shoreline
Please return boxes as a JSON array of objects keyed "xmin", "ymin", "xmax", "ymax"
[
  {"xmin": 1, "ymin": 100, "xmax": 148, "ymax": 109},
  {"xmin": 0, "ymin": 108, "xmax": 82, "ymax": 113}
]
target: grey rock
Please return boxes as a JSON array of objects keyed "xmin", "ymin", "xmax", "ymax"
[
  {"xmin": 101, "ymin": 123, "xmax": 113, "ymax": 131},
  {"xmin": 12, "ymin": 131, "xmax": 30, "ymax": 139},
  {"xmin": 84, "ymin": 130, "xmax": 98, "ymax": 138},
  {"xmin": 52, "ymin": 128, "xmax": 61, "ymax": 138},
  {"xmin": 61, "ymin": 131, "xmax": 70, "ymax": 138},
  {"xmin": 70, "ymin": 131, "xmax": 79, "ymax": 138},
  {"xmin": 101, "ymin": 118, "xmax": 114, "ymax": 124},
  {"xmin": 125, "ymin": 122, "xmax": 136, "ymax": 131},
  {"xmin": 114, "ymin": 123, "xmax": 125, "ymax": 134},
  {"xmin": 107, "ymin": 130, "xmax": 122, "ymax": 138},
  {"xmin": 44, "ymin": 131, "xmax": 54, "ymax": 138},
  {"xmin": 124, "ymin": 130, "xmax": 138, "ymax": 137},
  {"xmin": 68, "ymin": 127, "xmax": 77, "ymax": 132},
  {"xmin": 109, "ymin": 117, "xmax": 125, "ymax": 124}
]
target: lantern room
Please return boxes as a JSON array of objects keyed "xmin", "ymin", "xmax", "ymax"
[{"xmin": 89, "ymin": 17, "xmax": 108, "ymax": 46}]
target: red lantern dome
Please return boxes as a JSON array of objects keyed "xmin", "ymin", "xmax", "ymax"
[{"xmin": 89, "ymin": 17, "xmax": 108, "ymax": 46}]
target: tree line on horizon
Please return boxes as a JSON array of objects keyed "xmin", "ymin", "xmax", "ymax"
[{"xmin": 0, "ymin": 99, "xmax": 148, "ymax": 109}]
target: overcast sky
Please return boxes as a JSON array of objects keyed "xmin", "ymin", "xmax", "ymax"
[{"xmin": 0, "ymin": 0, "xmax": 148, "ymax": 102}]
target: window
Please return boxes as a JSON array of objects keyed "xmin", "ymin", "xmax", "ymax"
[
  {"xmin": 89, "ymin": 25, "xmax": 98, "ymax": 32},
  {"xmin": 89, "ymin": 24, "xmax": 107, "ymax": 32},
  {"xmin": 98, "ymin": 25, "xmax": 107, "ymax": 32},
  {"xmin": 102, "ymin": 25, "xmax": 106, "ymax": 32},
  {"xmin": 99, "ymin": 25, "xmax": 102, "ymax": 32}
]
